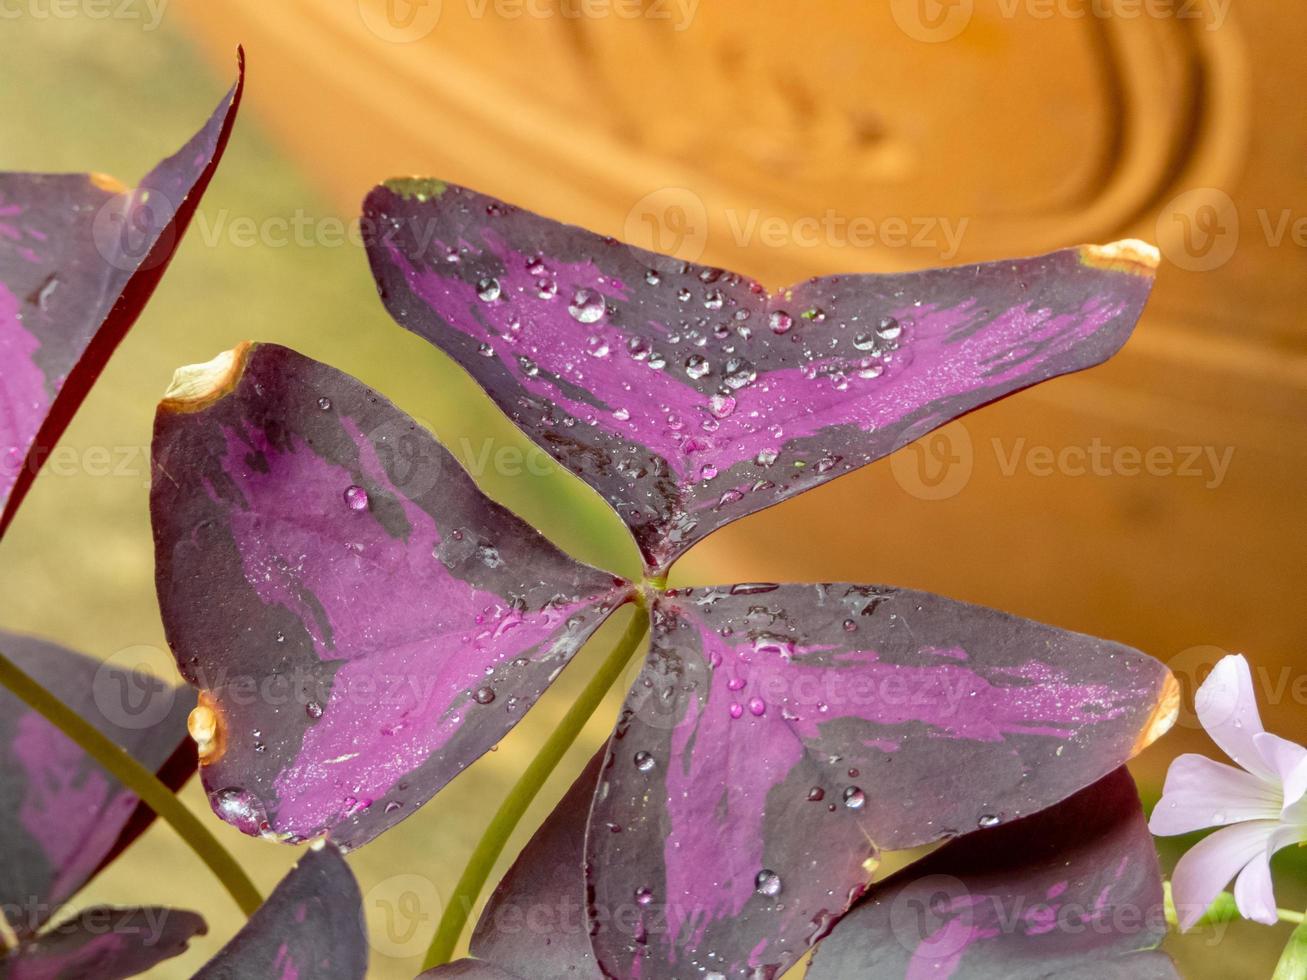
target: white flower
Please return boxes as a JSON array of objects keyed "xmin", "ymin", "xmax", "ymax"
[{"xmin": 1149, "ymin": 654, "xmax": 1307, "ymax": 930}]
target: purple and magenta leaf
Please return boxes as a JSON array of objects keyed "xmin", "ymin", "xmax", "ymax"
[
  {"xmin": 0, "ymin": 51, "xmax": 243, "ymax": 538},
  {"xmin": 192, "ymin": 842, "xmax": 366, "ymax": 979},
  {"xmin": 418, "ymin": 963, "xmax": 525, "ymax": 979},
  {"xmin": 807, "ymin": 767, "xmax": 1178, "ymax": 980},
  {"xmin": 364, "ymin": 180, "xmax": 1157, "ymax": 571},
  {"xmin": 0, "ymin": 906, "xmax": 205, "ymax": 980},
  {"xmin": 466, "ymin": 752, "xmax": 605, "ymax": 979},
  {"xmin": 585, "ymin": 584, "xmax": 1177, "ymax": 979},
  {"xmin": 0, "ymin": 632, "xmax": 193, "ymax": 940},
  {"xmin": 150, "ymin": 343, "xmax": 633, "ymax": 849}
]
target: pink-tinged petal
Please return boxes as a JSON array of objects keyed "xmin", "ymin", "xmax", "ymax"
[
  {"xmin": 1148, "ymin": 754, "xmax": 1281, "ymax": 836},
  {"xmin": 1194, "ymin": 656, "xmax": 1275, "ymax": 781},
  {"xmin": 1170, "ymin": 820, "xmax": 1279, "ymax": 931},
  {"xmin": 150, "ymin": 344, "xmax": 632, "ymax": 849},
  {"xmin": 1232, "ymin": 847, "xmax": 1279, "ymax": 926},
  {"xmin": 1254, "ymin": 731, "xmax": 1307, "ymax": 808}
]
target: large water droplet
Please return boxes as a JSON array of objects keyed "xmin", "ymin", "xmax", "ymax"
[
  {"xmin": 685, "ymin": 355, "xmax": 711, "ymax": 380},
  {"xmin": 305, "ymin": 700, "xmax": 324, "ymax": 720},
  {"xmin": 635, "ymin": 887, "xmax": 654, "ymax": 906},
  {"xmin": 343, "ymin": 485, "xmax": 369, "ymax": 511},
  {"xmin": 210, "ymin": 787, "xmax": 268, "ymax": 835},
  {"xmin": 476, "ymin": 277, "xmax": 502, "ymax": 302},
  {"xmin": 769, "ymin": 310, "xmax": 793, "ymax": 335},
  {"xmin": 876, "ymin": 316, "xmax": 902, "ymax": 340},
  {"xmin": 568, "ymin": 288, "xmax": 606, "ymax": 323},
  {"xmin": 843, "ymin": 786, "xmax": 866, "ymax": 810},
  {"xmin": 317, "ymin": 396, "xmax": 332, "ymax": 410},
  {"xmin": 634, "ymin": 750, "xmax": 656, "ymax": 772},
  {"xmin": 978, "ymin": 813, "xmax": 1001, "ymax": 829},
  {"xmin": 709, "ymin": 394, "xmax": 736, "ymax": 419},
  {"xmin": 474, "ymin": 686, "xmax": 496, "ymax": 705},
  {"xmin": 755, "ymin": 869, "xmax": 783, "ymax": 897}
]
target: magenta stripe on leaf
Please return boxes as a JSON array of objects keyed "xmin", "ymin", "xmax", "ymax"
[
  {"xmin": 0, "ymin": 906, "xmax": 206, "ymax": 979},
  {"xmin": 192, "ymin": 843, "xmax": 365, "ymax": 979},
  {"xmin": 807, "ymin": 768, "xmax": 1177, "ymax": 980},
  {"xmin": 364, "ymin": 180, "xmax": 1157, "ymax": 571},
  {"xmin": 150, "ymin": 343, "xmax": 633, "ymax": 849},
  {"xmin": 0, "ymin": 50, "xmax": 242, "ymax": 538},
  {"xmin": 584, "ymin": 584, "xmax": 1176, "ymax": 979},
  {"xmin": 0, "ymin": 632, "xmax": 193, "ymax": 941}
]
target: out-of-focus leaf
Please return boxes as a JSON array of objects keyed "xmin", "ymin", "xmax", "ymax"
[
  {"xmin": 1162, "ymin": 882, "xmax": 1240, "ymax": 930},
  {"xmin": 417, "ymin": 962, "xmax": 523, "ymax": 979},
  {"xmin": 192, "ymin": 842, "xmax": 366, "ymax": 979},
  {"xmin": 585, "ymin": 584, "xmax": 1177, "ymax": 979},
  {"xmin": 364, "ymin": 180, "xmax": 1157, "ymax": 572},
  {"xmin": 808, "ymin": 767, "xmax": 1177, "ymax": 979},
  {"xmin": 0, "ymin": 632, "xmax": 192, "ymax": 940},
  {"xmin": 0, "ymin": 50, "xmax": 243, "ymax": 537},
  {"xmin": 467, "ymin": 753, "xmax": 604, "ymax": 979},
  {"xmin": 150, "ymin": 343, "xmax": 633, "ymax": 849},
  {"xmin": 1274, "ymin": 917, "xmax": 1307, "ymax": 980},
  {"xmin": 0, "ymin": 906, "xmax": 205, "ymax": 980}
]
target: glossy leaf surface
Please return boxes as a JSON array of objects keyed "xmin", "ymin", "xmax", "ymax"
[
  {"xmin": 807, "ymin": 767, "xmax": 1178, "ymax": 979},
  {"xmin": 585, "ymin": 584, "xmax": 1177, "ymax": 978},
  {"xmin": 365, "ymin": 180, "xmax": 1157, "ymax": 571},
  {"xmin": 0, "ymin": 906, "xmax": 205, "ymax": 980},
  {"xmin": 0, "ymin": 632, "xmax": 192, "ymax": 939},
  {"xmin": 0, "ymin": 51, "xmax": 243, "ymax": 537},
  {"xmin": 192, "ymin": 843, "xmax": 366, "ymax": 979},
  {"xmin": 468, "ymin": 753, "xmax": 604, "ymax": 979},
  {"xmin": 151, "ymin": 343, "xmax": 632, "ymax": 849}
]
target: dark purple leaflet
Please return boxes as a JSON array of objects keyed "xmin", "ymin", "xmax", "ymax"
[
  {"xmin": 150, "ymin": 343, "xmax": 633, "ymax": 849},
  {"xmin": 584, "ymin": 584, "xmax": 1177, "ymax": 979},
  {"xmin": 0, "ymin": 907, "xmax": 206, "ymax": 980},
  {"xmin": 807, "ymin": 767, "xmax": 1179, "ymax": 980},
  {"xmin": 191, "ymin": 842, "xmax": 366, "ymax": 979},
  {"xmin": 0, "ymin": 632, "xmax": 192, "ymax": 941},
  {"xmin": 364, "ymin": 179, "xmax": 1157, "ymax": 572},
  {"xmin": 0, "ymin": 50, "xmax": 243, "ymax": 539}
]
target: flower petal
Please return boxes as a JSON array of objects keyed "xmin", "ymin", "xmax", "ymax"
[
  {"xmin": 1194, "ymin": 655, "xmax": 1275, "ymax": 781},
  {"xmin": 1170, "ymin": 820, "xmax": 1279, "ymax": 931},
  {"xmin": 1254, "ymin": 731, "xmax": 1307, "ymax": 809},
  {"xmin": 1148, "ymin": 754, "xmax": 1282, "ymax": 836},
  {"xmin": 1232, "ymin": 846, "xmax": 1279, "ymax": 926}
]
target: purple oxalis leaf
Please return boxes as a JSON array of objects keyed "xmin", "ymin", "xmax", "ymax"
[
  {"xmin": 192, "ymin": 842, "xmax": 366, "ymax": 979},
  {"xmin": 0, "ymin": 632, "xmax": 193, "ymax": 940},
  {"xmin": 463, "ymin": 752, "xmax": 606, "ymax": 979},
  {"xmin": 364, "ymin": 179, "xmax": 1158, "ymax": 572},
  {"xmin": 0, "ymin": 50, "xmax": 243, "ymax": 539},
  {"xmin": 0, "ymin": 906, "xmax": 206, "ymax": 980},
  {"xmin": 806, "ymin": 767, "xmax": 1178, "ymax": 980},
  {"xmin": 150, "ymin": 343, "xmax": 633, "ymax": 849},
  {"xmin": 584, "ymin": 585, "xmax": 1178, "ymax": 979}
]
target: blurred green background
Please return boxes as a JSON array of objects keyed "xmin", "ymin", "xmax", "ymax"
[{"xmin": 1, "ymin": 3, "xmax": 1303, "ymax": 977}]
